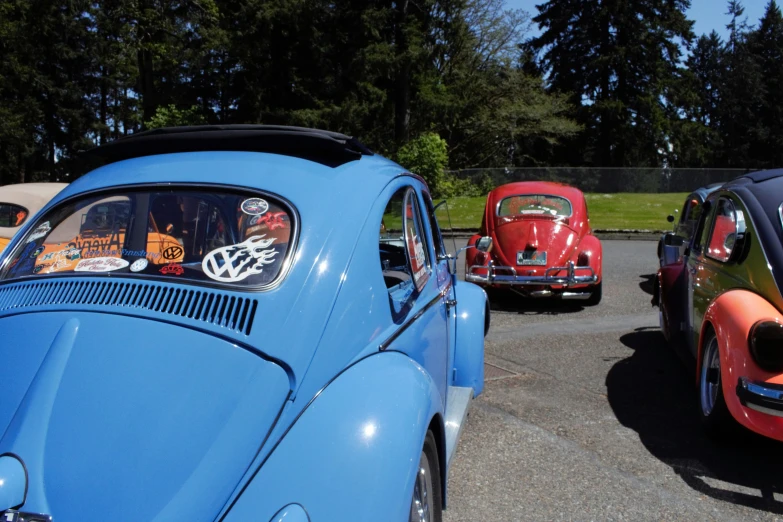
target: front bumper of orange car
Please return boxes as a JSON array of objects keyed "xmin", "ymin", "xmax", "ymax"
[
  {"xmin": 736, "ymin": 377, "xmax": 783, "ymax": 418},
  {"xmin": 465, "ymin": 261, "xmax": 598, "ymax": 298}
]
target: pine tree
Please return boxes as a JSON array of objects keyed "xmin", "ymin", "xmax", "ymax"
[
  {"xmin": 529, "ymin": 0, "xmax": 694, "ymax": 167},
  {"xmin": 668, "ymin": 32, "xmax": 726, "ymax": 167},
  {"xmin": 719, "ymin": 0, "xmax": 765, "ymax": 167},
  {"xmin": 750, "ymin": 0, "xmax": 783, "ymax": 167}
]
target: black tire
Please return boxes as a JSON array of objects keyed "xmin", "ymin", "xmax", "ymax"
[
  {"xmin": 585, "ymin": 281, "xmax": 602, "ymax": 306},
  {"xmin": 409, "ymin": 430, "xmax": 443, "ymax": 522},
  {"xmin": 698, "ymin": 329, "xmax": 735, "ymax": 438}
]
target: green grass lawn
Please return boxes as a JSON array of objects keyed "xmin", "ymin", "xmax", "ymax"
[{"xmin": 438, "ymin": 193, "xmax": 688, "ymax": 231}]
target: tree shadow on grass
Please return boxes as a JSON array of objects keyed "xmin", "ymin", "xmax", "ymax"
[{"xmin": 607, "ymin": 327, "xmax": 783, "ymax": 514}]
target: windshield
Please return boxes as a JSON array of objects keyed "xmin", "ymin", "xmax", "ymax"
[
  {"xmin": 498, "ymin": 195, "xmax": 572, "ymax": 218},
  {"xmin": 1, "ymin": 189, "xmax": 295, "ymax": 288},
  {"xmin": 0, "ymin": 203, "xmax": 29, "ymax": 228}
]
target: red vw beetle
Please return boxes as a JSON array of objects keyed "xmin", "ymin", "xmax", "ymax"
[{"xmin": 465, "ymin": 181, "xmax": 603, "ymax": 304}]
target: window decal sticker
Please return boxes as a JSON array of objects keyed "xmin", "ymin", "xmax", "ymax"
[
  {"xmin": 159, "ymin": 263, "xmax": 184, "ymax": 276},
  {"xmin": 202, "ymin": 235, "xmax": 279, "ymax": 283},
  {"xmin": 130, "ymin": 259, "xmax": 148, "ymax": 272},
  {"xmin": 162, "ymin": 245, "xmax": 184, "ymax": 261},
  {"xmin": 74, "ymin": 257, "xmax": 130, "ymax": 272},
  {"xmin": 409, "ymin": 233, "xmax": 428, "ymax": 292},
  {"xmin": 250, "ymin": 211, "xmax": 287, "ymax": 230},
  {"xmin": 241, "ymin": 198, "xmax": 269, "ymax": 216},
  {"xmin": 26, "ymin": 221, "xmax": 51, "ymax": 243}
]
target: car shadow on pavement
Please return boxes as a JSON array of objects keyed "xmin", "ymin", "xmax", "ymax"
[
  {"xmin": 638, "ymin": 273, "xmax": 656, "ymax": 296},
  {"xmin": 485, "ymin": 289, "xmax": 585, "ymax": 315},
  {"xmin": 607, "ymin": 327, "xmax": 783, "ymax": 515}
]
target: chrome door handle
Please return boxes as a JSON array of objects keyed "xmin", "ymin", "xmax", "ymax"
[{"xmin": 446, "ymin": 299, "xmax": 457, "ymax": 309}]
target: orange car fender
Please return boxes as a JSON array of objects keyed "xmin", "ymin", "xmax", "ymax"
[{"xmin": 701, "ymin": 289, "xmax": 783, "ymax": 435}]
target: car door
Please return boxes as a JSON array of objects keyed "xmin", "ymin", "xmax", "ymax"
[
  {"xmin": 421, "ymin": 189, "xmax": 456, "ymax": 385},
  {"xmin": 686, "ymin": 196, "xmax": 744, "ymax": 357},
  {"xmin": 685, "ymin": 198, "xmax": 715, "ymax": 357},
  {"xmin": 379, "ymin": 185, "xmax": 450, "ymax": 408}
]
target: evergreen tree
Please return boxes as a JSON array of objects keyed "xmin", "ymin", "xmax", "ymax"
[
  {"xmin": 718, "ymin": 0, "xmax": 765, "ymax": 168},
  {"xmin": 668, "ymin": 32, "xmax": 726, "ymax": 167},
  {"xmin": 750, "ymin": 0, "xmax": 783, "ymax": 167},
  {"xmin": 529, "ymin": 0, "xmax": 694, "ymax": 167}
]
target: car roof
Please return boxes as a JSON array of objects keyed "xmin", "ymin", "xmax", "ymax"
[
  {"xmin": 60, "ymin": 125, "xmax": 405, "ymax": 209},
  {"xmin": 691, "ymin": 182, "xmax": 724, "ymax": 201},
  {"xmin": 79, "ymin": 125, "xmax": 375, "ymax": 170},
  {"xmin": 724, "ymin": 169, "xmax": 783, "ymax": 221},
  {"xmin": 720, "ymin": 170, "xmax": 783, "ymax": 296}
]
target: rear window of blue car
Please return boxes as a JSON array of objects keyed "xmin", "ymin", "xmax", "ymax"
[{"xmin": 1, "ymin": 188, "xmax": 296, "ymax": 289}]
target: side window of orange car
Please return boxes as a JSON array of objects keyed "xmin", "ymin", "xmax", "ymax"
[
  {"xmin": 705, "ymin": 198, "xmax": 739, "ymax": 263},
  {"xmin": 692, "ymin": 200, "xmax": 714, "ymax": 255}
]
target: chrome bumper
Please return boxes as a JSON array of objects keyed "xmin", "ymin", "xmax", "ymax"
[
  {"xmin": 465, "ymin": 261, "xmax": 598, "ymax": 287},
  {"xmin": 736, "ymin": 377, "xmax": 783, "ymax": 417}
]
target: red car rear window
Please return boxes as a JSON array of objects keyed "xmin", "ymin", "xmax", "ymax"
[{"xmin": 498, "ymin": 195, "xmax": 572, "ymax": 218}]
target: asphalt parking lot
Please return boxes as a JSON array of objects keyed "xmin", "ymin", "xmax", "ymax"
[{"xmin": 445, "ymin": 239, "xmax": 783, "ymax": 522}]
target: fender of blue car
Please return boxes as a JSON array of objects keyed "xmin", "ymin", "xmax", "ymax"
[
  {"xmin": 452, "ymin": 280, "xmax": 487, "ymax": 396},
  {"xmin": 222, "ymin": 351, "xmax": 444, "ymax": 522}
]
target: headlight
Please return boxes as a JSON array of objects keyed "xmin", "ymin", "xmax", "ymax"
[{"xmin": 749, "ymin": 320, "xmax": 783, "ymax": 372}]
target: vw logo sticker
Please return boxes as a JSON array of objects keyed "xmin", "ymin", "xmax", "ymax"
[
  {"xmin": 130, "ymin": 259, "xmax": 149, "ymax": 272},
  {"xmin": 202, "ymin": 235, "xmax": 278, "ymax": 283}
]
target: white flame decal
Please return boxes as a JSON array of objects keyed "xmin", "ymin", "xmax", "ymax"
[{"xmin": 202, "ymin": 235, "xmax": 279, "ymax": 283}]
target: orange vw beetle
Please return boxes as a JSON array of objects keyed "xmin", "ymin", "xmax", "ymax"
[{"xmin": 655, "ymin": 169, "xmax": 783, "ymax": 441}]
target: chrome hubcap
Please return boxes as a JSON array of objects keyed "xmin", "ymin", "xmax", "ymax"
[
  {"xmin": 410, "ymin": 451, "xmax": 433, "ymax": 522},
  {"xmin": 700, "ymin": 337, "xmax": 721, "ymax": 416}
]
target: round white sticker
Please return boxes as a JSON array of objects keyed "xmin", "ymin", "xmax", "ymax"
[
  {"xmin": 130, "ymin": 259, "xmax": 149, "ymax": 272},
  {"xmin": 241, "ymin": 198, "xmax": 269, "ymax": 216}
]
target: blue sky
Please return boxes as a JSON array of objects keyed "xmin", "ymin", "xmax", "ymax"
[{"xmin": 507, "ymin": 0, "xmax": 769, "ymax": 40}]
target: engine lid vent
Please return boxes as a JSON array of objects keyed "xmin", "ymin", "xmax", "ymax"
[{"xmin": 0, "ymin": 279, "xmax": 257, "ymax": 336}]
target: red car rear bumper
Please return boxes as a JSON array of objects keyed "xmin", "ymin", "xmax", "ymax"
[{"xmin": 465, "ymin": 260, "xmax": 598, "ymax": 287}]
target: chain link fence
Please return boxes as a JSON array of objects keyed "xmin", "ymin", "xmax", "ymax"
[{"xmin": 449, "ymin": 167, "xmax": 751, "ymax": 194}]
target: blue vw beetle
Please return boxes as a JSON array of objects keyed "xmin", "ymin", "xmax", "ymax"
[{"xmin": 0, "ymin": 126, "xmax": 489, "ymax": 522}]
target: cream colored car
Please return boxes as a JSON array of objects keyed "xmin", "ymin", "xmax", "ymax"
[{"xmin": 0, "ymin": 183, "xmax": 68, "ymax": 252}]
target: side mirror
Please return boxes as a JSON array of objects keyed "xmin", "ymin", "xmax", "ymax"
[
  {"xmin": 667, "ymin": 215, "xmax": 675, "ymax": 223},
  {"xmin": 476, "ymin": 236, "xmax": 493, "ymax": 253}
]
